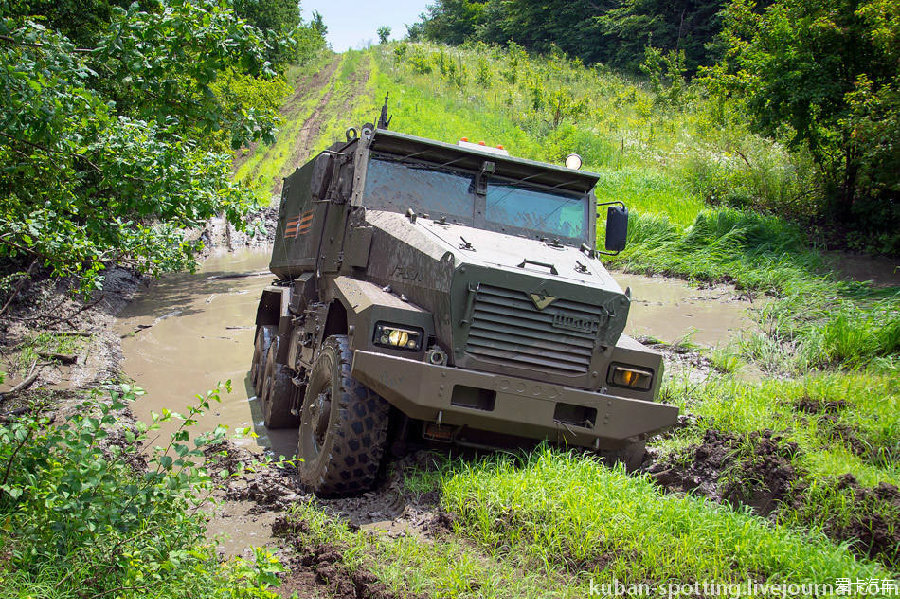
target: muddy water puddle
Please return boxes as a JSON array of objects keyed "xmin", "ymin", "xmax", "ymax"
[
  {"xmin": 616, "ymin": 273, "xmax": 760, "ymax": 347},
  {"xmin": 116, "ymin": 248, "xmax": 297, "ymax": 458},
  {"xmin": 117, "ymin": 256, "xmax": 757, "ymax": 450}
]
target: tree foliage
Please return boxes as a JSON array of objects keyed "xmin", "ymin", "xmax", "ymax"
[
  {"xmin": 704, "ymin": 0, "xmax": 899, "ymax": 252},
  {"xmin": 233, "ymin": 0, "xmax": 303, "ymax": 67},
  {"xmin": 412, "ymin": 0, "xmax": 733, "ymax": 73},
  {"xmin": 0, "ymin": 1, "xmax": 327, "ymax": 292}
]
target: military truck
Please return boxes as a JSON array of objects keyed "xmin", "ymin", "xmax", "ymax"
[{"xmin": 250, "ymin": 114, "xmax": 678, "ymax": 497}]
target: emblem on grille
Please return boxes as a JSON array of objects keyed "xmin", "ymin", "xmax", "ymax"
[
  {"xmin": 529, "ymin": 292, "xmax": 556, "ymax": 310},
  {"xmin": 552, "ymin": 312, "xmax": 600, "ymax": 334}
]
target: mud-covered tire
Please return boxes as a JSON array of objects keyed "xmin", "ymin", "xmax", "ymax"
[
  {"xmin": 297, "ymin": 334, "xmax": 390, "ymax": 497},
  {"xmin": 260, "ymin": 336, "xmax": 301, "ymax": 429},
  {"xmin": 599, "ymin": 441, "xmax": 647, "ymax": 472},
  {"xmin": 251, "ymin": 325, "xmax": 276, "ymax": 398}
]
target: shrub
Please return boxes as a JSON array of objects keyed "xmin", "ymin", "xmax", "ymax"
[{"xmin": 0, "ymin": 383, "xmax": 281, "ymax": 598}]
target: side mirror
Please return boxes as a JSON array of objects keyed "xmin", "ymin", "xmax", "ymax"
[
  {"xmin": 311, "ymin": 152, "xmax": 334, "ymax": 199},
  {"xmin": 604, "ymin": 205, "xmax": 628, "ymax": 253}
]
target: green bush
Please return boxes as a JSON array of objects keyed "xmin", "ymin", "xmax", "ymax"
[{"xmin": 0, "ymin": 383, "xmax": 282, "ymax": 598}]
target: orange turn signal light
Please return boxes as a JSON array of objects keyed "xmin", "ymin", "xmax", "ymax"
[{"xmin": 608, "ymin": 364, "xmax": 653, "ymax": 390}]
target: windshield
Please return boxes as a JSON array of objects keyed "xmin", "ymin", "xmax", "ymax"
[
  {"xmin": 362, "ymin": 157, "xmax": 475, "ymax": 225},
  {"xmin": 486, "ymin": 183, "xmax": 586, "ymax": 239},
  {"xmin": 363, "ymin": 156, "xmax": 590, "ymax": 242}
]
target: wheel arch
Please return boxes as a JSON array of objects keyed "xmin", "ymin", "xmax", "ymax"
[{"xmin": 322, "ymin": 299, "xmax": 349, "ymax": 339}]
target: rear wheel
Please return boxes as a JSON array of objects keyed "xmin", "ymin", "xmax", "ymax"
[
  {"xmin": 260, "ymin": 336, "xmax": 301, "ymax": 429},
  {"xmin": 251, "ymin": 325, "xmax": 276, "ymax": 398},
  {"xmin": 297, "ymin": 334, "xmax": 390, "ymax": 497}
]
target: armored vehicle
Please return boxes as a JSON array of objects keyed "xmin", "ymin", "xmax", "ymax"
[{"xmin": 250, "ymin": 114, "xmax": 678, "ymax": 496}]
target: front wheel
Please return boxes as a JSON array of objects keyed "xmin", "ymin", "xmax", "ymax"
[{"xmin": 297, "ymin": 334, "xmax": 390, "ymax": 497}]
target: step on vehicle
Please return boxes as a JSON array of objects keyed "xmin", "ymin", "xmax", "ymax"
[{"xmin": 250, "ymin": 103, "xmax": 678, "ymax": 497}]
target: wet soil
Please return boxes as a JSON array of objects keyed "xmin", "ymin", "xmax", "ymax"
[
  {"xmin": 788, "ymin": 474, "xmax": 900, "ymax": 568},
  {"xmin": 273, "ymin": 515, "xmax": 429, "ymax": 599},
  {"xmin": 649, "ymin": 429, "xmax": 900, "ymax": 568},
  {"xmin": 0, "ymin": 267, "xmax": 140, "ymax": 404},
  {"xmin": 635, "ymin": 335, "xmax": 716, "ymax": 388},
  {"xmin": 648, "ymin": 429, "xmax": 802, "ymax": 515}
]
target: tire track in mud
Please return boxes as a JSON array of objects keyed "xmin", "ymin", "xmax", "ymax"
[
  {"xmin": 231, "ymin": 55, "xmax": 343, "ymax": 195},
  {"xmin": 275, "ymin": 53, "xmax": 374, "ymax": 197},
  {"xmin": 275, "ymin": 57, "xmax": 343, "ymax": 196}
]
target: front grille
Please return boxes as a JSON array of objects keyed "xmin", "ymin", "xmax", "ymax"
[{"xmin": 465, "ymin": 284, "xmax": 605, "ymax": 375}]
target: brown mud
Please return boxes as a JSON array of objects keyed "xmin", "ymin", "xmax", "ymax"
[
  {"xmin": 788, "ymin": 474, "xmax": 900, "ymax": 568},
  {"xmin": 649, "ymin": 428, "xmax": 801, "ymax": 515},
  {"xmin": 115, "ymin": 248, "xmax": 282, "ymax": 454},
  {"xmin": 272, "ymin": 516, "xmax": 429, "ymax": 599},
  {"xmin": 0, "ymin": 267, "xmax": 140, "ymax": 403},
  {"xmin": 649, "ymin": 429, "xmax": 900, "ymax": 567},
  {"xmin": 616, "ymin": 272, "xmax": 762, "ymax": 349}
]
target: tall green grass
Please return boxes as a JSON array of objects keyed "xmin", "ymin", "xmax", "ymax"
[
  {"xmin": 608, "ymin": 208, "xmax": 900, "ymax": 369},
  {"xmin": 440, "ymin": 449, "xmax": 892, "ymax": 585},
  {"xmin": 279, "ymin": 448, "xmax": 893, "ymax": 598}
]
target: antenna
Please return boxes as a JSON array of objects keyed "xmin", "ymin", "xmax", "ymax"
[{"xmin": 377, "ymin": 93, "xmax": 391, "ymax": 129}]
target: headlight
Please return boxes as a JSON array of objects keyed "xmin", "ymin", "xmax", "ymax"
[
  {"xmin": 607, "ymin": 364, "xmax": 654, "ymax": 390},
  {"xmin": 373, "ymin": 322, "xmax": 423, "ymax": 351}
]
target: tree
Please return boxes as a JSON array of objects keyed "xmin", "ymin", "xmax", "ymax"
[
  {"xmin": 413, "ymin": 0, "xmax": 732, "ymax": 73},
  {"xmin": 377, "ymin": 25, "xmax": 391, "ymax": 44},
  {"xmin": 705, "ymin": 0, "xmax": 899, "ymax": 250},
  {"xmin": 0, "ymin": 1, "xmax": 286, "ymax": 292},
  {"xmin": 233, "ymin": 0, "xmax": 301, "ymax": 66}
]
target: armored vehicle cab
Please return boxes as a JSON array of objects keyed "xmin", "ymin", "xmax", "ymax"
[{"xmin": 250, "ymin": 121, "xmax": 678, "ymax": 496}]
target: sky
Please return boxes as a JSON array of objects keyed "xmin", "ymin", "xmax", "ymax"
[{"xmin": 300, "ymin": 0, "xmax": 430, "ymax": 52}]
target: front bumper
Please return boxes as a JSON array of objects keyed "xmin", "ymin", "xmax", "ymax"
[{"xmin": 351, "ymin": 350, "xmax": 678, "ymax": 449}]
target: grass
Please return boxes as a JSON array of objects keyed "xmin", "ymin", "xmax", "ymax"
[
  {"xmin": 283, "ymin": 500, "xmax": 586, "ymax": 598},
  {"xmin": 276, "ymin": 449, "xmax": 893, "ymax": 599},
  {"xmin": 234, "ymin": 49, "xmax": 378, "ymax": 202},
  {"xmin": 663, "ymin": 370, "xmax": 900, "ymax": 486},
  {"xmin": 441, "ymin": 449, "xmax": 893, "ymax": 584},
  {"xmin": 234, "ymin": 52, "xmax": 343, "ymax": 198}
]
